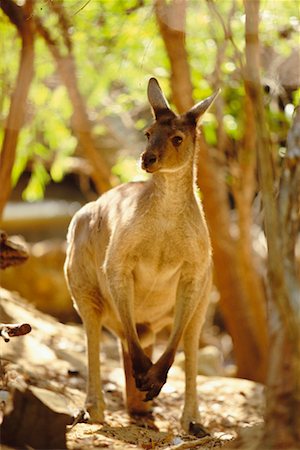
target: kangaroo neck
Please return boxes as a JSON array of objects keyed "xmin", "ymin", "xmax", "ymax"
[{"xmin": 149, "ymin": 162, "xmax": 197, "ymax": 212}]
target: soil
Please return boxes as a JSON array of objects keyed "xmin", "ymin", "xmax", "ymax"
[{"xmin": 0, "ymin": 288, "xmax": 265, "ymax": 450}]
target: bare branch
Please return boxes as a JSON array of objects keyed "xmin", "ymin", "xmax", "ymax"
[
  {"xmin": 72, "ymin": 0, "xmax": 92, "ymax": 17},
  {"xmin": 206, "ymin": 0, "xmax": 244, "ymax": 71},
  {"xmin": 244, "ymin": 0, "xmax": 300, "ymax": 347},
  {"xmin": 279, "ymin": 106, "xmax": 300, "ymax": 312},
  {"xmin": 47, "ymin": 1, "xmax": 72, "ymax": 52},
  {"xmin": 34, "ymin": 16, "xmax": 113, "ymax": 194},
  {"xmin": 154, "ymin": 0, "xmax": 194, "ymax": 113},
  {"xmin": 0, "ymin": 0, "xmax": 26, "ymax": 33},
  {"xmin": 0, "ymin": 323, "xmax": 32, "ymax": 342},
  {"xmin": 0, "ymin": 0, "xmax": 34, "ymax": 218}
]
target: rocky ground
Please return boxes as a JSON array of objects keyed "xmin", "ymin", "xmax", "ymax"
[{"xmin": 0, "ymin": 288, "xmax": 264, "ymax": 450}]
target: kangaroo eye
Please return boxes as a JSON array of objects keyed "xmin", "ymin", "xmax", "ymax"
[
  {"xmin": 145, "ymin": 131, "xmax": 150, "ymax": 140},
  {"xmin": 171, "ymin": 135, "xmax": 183, "ymax": 147}
]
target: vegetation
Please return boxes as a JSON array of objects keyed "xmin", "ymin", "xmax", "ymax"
[
  {"xmin": 0, "ymin": 0, "xmax": 299, "ymax": 448},
  {"xmin": 1, "ymin": 0, "xmax": 298, "ymax": 203}
]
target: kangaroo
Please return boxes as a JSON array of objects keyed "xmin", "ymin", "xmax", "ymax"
[{"xmin": 64, "ymin": 78, "xmax": 218, "ymax": 435}]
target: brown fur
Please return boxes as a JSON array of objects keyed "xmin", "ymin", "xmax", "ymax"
[{"xmin": 64, "ymin": 78, "xmax": 218, "ymax": 433}]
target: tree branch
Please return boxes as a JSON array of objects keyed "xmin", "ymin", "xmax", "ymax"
[
  {"xmin": 0, "ymin": 323, "xmax": 32, "ymax": 342},
  {"xmin": 154, "ymin": 0, "xmax": 193, "ymax": 112},
  {"xmin": 279, "ymin": 106, "xmax": 300, "ymax": 315},
  {"xmin": 244, "ymin": 0, "xmax": 300, "ymax": 345},
  {"xmin": 0, "ymin": 0, "xmax": 26, "ymax": 33},
  {"xmin": 34, "ymin": 15, "xmax": 113, "ymax": 194},
  {"xmin": 244, "ymin": 1, "xmax": 300, "ymax": 443},
  {"xmin": 206, "ymin": 0, "xmax": 244, "ymax": 71},
  {"xmin": 0, "ymin": 0, "xmax": 34, "ymax": 218}
]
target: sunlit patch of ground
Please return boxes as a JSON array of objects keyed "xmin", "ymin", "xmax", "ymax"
[{"xmin": 1, "ymin": 289, "xmax": 264, "ymax": 450}]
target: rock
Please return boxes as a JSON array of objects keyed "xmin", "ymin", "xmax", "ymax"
[
  {"xmin": 1, "ymin": 385, "xmax": 73, "ymax": 449},
  {"xmin": 0, "ymin": 231, "xmax": 28, "ymax": 270},
  {"xmin": 0, "ymin": 239, "xmax": 76, "ymax": 322},
  {"xmin": 197, "ymin": 345, "xmax": 225, "ymax": 376},
  {"xmin": 176, "ymin": 345, "xmax": 225, "ymax": 376},
  {"xmin": 221, "ymin": 415, "xmax": 236, "ymax": 427},
  {"xmin": 0, "ymin": 287, "xmax": 86, "ymax": 375},
  {"xmin": 0, "ymin": 288, "xmax": 86, "ymax": 447}
]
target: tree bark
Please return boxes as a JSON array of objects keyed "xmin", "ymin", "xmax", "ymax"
[
  {"xmin": 244, "ymin": 0, "xmax": 300, "ymax": 447},
  {"xmin": 233, "ymin": 23, "xmax": 268, "ymax": 379},
  {"xmin": 197, "ymin": 136, "xmax": 266, "ymax": 381},
  {"xmin": 34, "ymin": 14, "xmax": 112, "ymax": 194},
  {"xmin": 0, "ymin": 0, "xmax": 34, "ymax": 218},
  {"xmin": 155, "ymin": 0, "xmax": 267, "ymax": 381},
  {"xmin": 155, "ymin": 0, "xmax": 194, "ymax": 112},
  {"xmin": 208, "ymin": 0, "xmax": 268, "ymax": 380}
]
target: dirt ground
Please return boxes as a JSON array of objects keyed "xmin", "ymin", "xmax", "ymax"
[
  {"xmin": 66, "ymin": 375, "xmax": 264, "ymax": 450},
  {"xmin": 0, "ymin": 289, "xmax": 265, "ymax": 450}
]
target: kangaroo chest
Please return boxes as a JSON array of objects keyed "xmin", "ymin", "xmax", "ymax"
[{"xmin": 131, "ymin": 217, "xmax": 190, "ymax": 322}]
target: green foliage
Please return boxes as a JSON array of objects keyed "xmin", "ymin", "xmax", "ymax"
[
  {"xmin": 0, "ymin": 0, "xmax": 299, "ymax": 201},
  {"xmin": 23, "ymin": 162, "xmax": 51, "ymax": 202},
  {"xmin": 112, "ymin": 156, "xmax": 149, "ymax": 184}
]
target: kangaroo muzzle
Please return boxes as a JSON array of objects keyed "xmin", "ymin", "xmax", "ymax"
[{"xmin": 141, "ymin": 151, "xmax": 158, "ymax": 171}]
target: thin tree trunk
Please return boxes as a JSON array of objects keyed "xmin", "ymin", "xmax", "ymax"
[
  {"xmin": 0, "ymin": 0, "xmax": 34, "ymax": 218},
  {"xmin": 232, "ymin": 51, "xmax": 268, "ymax": 375},
  {"xmin": 34, "ymin": 17, "xmax": 112, "ymax": 194},
  {"xmin": 197, "ymin": 135, "xmax": 266, "ymax": 381},
  {"xmin": 279, "ymin": 106, "xmax": 300, "ymax": 316},
  {"xmin": 208, "ymin": 0, "xmax": 268, "ymax": 379},
  {"xmin": 155, "ymin": 0, "xmax": 267, "ymax": 381},
  {"xmin": 155, "ymin": 0, "xmax": 194, "ymax": 111},
  {"xmin": 244, "ymin": 0, "xmax": 300, "ymax": 447}
]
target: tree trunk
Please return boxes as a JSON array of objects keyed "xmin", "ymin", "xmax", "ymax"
[
  {"xmin": 244, "ymin": 0, "xmax": 300, "ymax": 447},
  {"xmin": 155, "ymin": 0, "xmax": 194, "ymax": 111},
  {"xmin": 0, "ymin": 0, "xmax": 34, "ymax": 218},
  {"xmin": 34, "ymin": 16, "xmax": 112, "ymax": 194},
  {"xmin": 155, "ymin": 0, "xmax": 267, "ymax": 381},
  {"xmin": 207, "ymin": 0, "xmax": 268, "ymax": 374},
  {"xmin": 197, "ymin": 135, "xmax": 266, "ymax": 381},
  {"xmin": 198, "ymin": 136, "xmax": 266, "ymax": 381}
]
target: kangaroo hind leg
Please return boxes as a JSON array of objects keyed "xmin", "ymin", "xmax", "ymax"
[
  {"xmin": 181, "ymin": 274, "xmax": 212, "ymax": 436},
  {"xmin": 72, "ymin": 289, "xmax": 106, "ymax": 423},
  {"xmin": 122, "ymin": 323, "xmax": 155, "ymax": 415}
]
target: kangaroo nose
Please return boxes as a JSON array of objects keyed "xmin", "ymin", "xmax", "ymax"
[{"xmin": 142, "ymin": 152, "xmax": 157, "ymax": 170}]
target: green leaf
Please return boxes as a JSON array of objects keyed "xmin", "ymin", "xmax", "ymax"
[
  {"xmin": 23, "ymin": 162, "xmax": 50, "ymax": 202},
  {"xmin": 50, "ymin": 157, "xmax": 65, "ymax": 182},
  {"xmin": 112, "ymin": 156, "xmax": 148, "ymax": 183}
]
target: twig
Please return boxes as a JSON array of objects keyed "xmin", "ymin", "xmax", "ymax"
[
  {"xmin": 72, "ymin": 0, "xmax": 92, "ymax": 17},
  {"xmin": 169, "ymin": 435, "xmax": 216, "ymax": 449},
  {"xmin": 0, "ymin": 0, "xmax": 34, "ymax": 217},
  {"xmin": 0, "ymin": 323, "xmax": 32, "ymax": 342},
  {"xmin": 206, "ymin": 0, "xmax": 244, "ymax": 71},
  {"xmin": 34, "ymin": 15, "xmax": 113, "ymax": 193},
  {"xmin": 47, "ymin": 0, "xmax": 72, "ymax": 52}
]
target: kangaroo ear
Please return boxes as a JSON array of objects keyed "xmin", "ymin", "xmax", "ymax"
[
  {"xmin": 185, "ymin": 89, "xmax": 220, "ymax": 124},
  {"xmin": 147, "ymin": 78, "xmax": 175, "ymax": 120}
]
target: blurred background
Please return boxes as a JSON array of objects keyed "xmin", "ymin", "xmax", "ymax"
[{"xmin": 0, "ymin": 0, "xmax": 299, "ymax": 391}]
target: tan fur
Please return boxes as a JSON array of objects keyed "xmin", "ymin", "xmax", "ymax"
[{"xmin": 64, "ymin": 78, "xmax": 218, "ymax": 432}]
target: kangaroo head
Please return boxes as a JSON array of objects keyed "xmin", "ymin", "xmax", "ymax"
[{"xmin": 141, "ymin": 78, "xmax": 219, "ymax": 174}]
